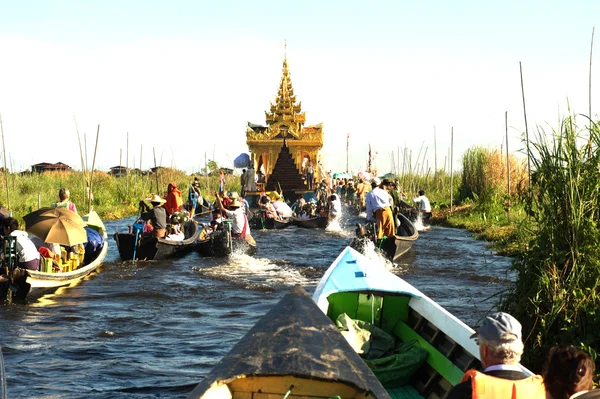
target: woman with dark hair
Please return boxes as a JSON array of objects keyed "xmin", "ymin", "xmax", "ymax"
[{"xmin": 544, "ymin": 345, "xmax": 599, "ymax": 398}]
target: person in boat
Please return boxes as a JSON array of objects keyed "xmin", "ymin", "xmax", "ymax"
[
  {"xmin": 315, "ymin": 182, "xmax": 329, "ymax": 207},
  {"xmin": 164, "ymin": 224, "xmax": 185, "ymax": 241},
  {"xmin": 188, "ymin": 178, "xmax": 202, "ymax": 212},
  {"xmin": 1, "ymin": 217, "xmax": 41, "ymax": 271},
  {"xmin": 328, "ymin": 194, "xmax": 342, "ymax": 222},
  {"xmin": 543, "ymin": 345, "xmax": 597, "ymax": 399},
  {"xmin": 53, "ymin": 188, "xmax": 78, "ymax": 214},
  {"xmin": 291, "ymin": 197, "xmax": 306, "ymax": 215},
  {"xmin": 356, "ymin": 178, "xmax": 368, "ymax": 209},
  {"xmin": 139, "ymin": 194, "xmax": 168, "ymax": 238},
  {"xmin": 165, "ymin": 182, "xmax": 183, "ymax": 216},
  {"xmin": 413, "ymin": 189, "xmax": 432, "ymax": 224},
  {"xmin": 258, "ymin": 195, "xmax": 278, "ymax": 219},
  {"xmin": 446, "ymin": 312, "xmax": 544, "ymax": 399},
  {"xmin": 214, "ymin": 192, "xmax": 251, "ymax": 240},
  {"xmin": 345, "ymin": 180, "xmax": 357, "ymax": 205},
  {"xmin": 365, "ymin": 177, "xmax": 395, "ymax": 240},
  {"xmin": 272, "ymin": 192, "xmax": 293, "ymax": 219}
]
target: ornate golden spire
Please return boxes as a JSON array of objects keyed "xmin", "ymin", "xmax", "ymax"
[{"xmin": 265, "ymin": 53, "xmax": 305, "ymax": 137}]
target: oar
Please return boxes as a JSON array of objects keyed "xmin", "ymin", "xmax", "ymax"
[{"xmin": 132, "ymin": 204, "xmax": 143, "ymax": 261}]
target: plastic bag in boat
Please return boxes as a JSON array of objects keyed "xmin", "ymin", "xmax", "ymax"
[
  {"xmin": 364, "ymin": 341, "xmax": 429, "ymax": 388},
  {"xmin": 335, "ymin": 313, "xmax": 395, "ymax": 359}
]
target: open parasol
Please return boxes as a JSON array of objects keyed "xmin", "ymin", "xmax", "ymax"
[{"xmin": 23, "ymin": 207, "xmax": 87, "ymax": 246}]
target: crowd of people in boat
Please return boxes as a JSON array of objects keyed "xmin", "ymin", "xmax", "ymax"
[{"xmin": 0, "ymin": 188, "xmax": 105, "ymax": 301}]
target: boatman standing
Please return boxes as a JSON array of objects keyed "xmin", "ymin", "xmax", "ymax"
[
  {"xmin": 413, "ymin": 190, "xmax": 432, "ymax": 224},
  {"xmin": 365, "ymin": 177, "xmax": 395, "ymax": 240},
  {"xmin": 446, "ymin": 312, "xmax": 544, "ymax": 399}
]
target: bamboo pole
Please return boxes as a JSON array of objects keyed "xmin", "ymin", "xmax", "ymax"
[
  {"xmin": 505, "ymin": 111, "xmax": 511, "ymax": 221},
  {"xmin": 589, "ymin": 27, "xmax": 595, "ymax": 156},
  {"xmin": 88, "ymin": 124, "xmax": 100, "ymax": 213},
  {"xmin": 74, "ymin": 116, "xmax": 87, "ymax": 199},
  {"xmin": 126, "ymin": 132, "xmax": 129, "ymax": 199},
  {"xmin": 153, "ymin": 147, "xmax": 159, "ymax": 195},
  {"xmin": 519, "ymin": 62, "xmax": 531, "ymax": 190},
  {"xmin": 0, "ymin": 114, "xmax": 10, "ymax": 212},
  {"xmin": 450, "ymin": 127, "xmax": 454, "ymax": 214},
  {"xmin": 434, "ymin": 126, "xmax": 437, "ymax": 188}
]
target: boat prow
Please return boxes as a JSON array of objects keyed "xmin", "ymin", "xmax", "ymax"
[
  {"xmin": 313, "ymin": 247, "xmax": 533, "ymax": 398},
  {"xmin": 187, "ymin": 285, "xmax": 390, "ymax": 399}
]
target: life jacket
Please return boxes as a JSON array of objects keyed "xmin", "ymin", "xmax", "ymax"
[{"xmin": 461, "ymin": 369, "xmax": 546, "ymax": 399}]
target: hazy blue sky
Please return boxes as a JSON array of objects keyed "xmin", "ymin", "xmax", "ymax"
[{"xmin": 0, "ymin": 0, "xmax": 598, "ymax": 175}]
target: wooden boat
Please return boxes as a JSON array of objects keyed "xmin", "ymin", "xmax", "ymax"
[
  {"xmin": 196, "ymin": 222, "xmax": 257, "ymax": 257},
  {"xmin": 249, "ymin": 212, "xmax": 292, "ymax": 230},
  {"xmin": 312, "ymin": 247, "xmax": 533, "ymax": 398},
  {"xmin": 351, "ymin": 213, "xmax": 418, "ymax": 263},
  {"xmin": 187, "ymin": 285, "xmax": 390, "ymax": 399},
  {"xmin": 113, "ymin": 219, "xmax": 200, "ymax": 261},
  {"xmin": 26, "ymin": 213, "xmax": 109, "ymax": 298},
  {"xmin": 291, "ymin": 215, "xmax": 328, "ymax": 229}
]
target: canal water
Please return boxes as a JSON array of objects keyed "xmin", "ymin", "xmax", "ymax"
[{"xmin": 0, "ymin": 215, "xmax": 514, "ymax": 398}]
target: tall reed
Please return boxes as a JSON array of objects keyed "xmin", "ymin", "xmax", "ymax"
[{"xmin": 502, "ymin": 115, "xmax": 600, "ymax": 370}]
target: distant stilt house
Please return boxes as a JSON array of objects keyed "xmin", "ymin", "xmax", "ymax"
[
  {"xmin": 31, "ymin": 162, "xmax": 72, "ymax": 173},
  {"xmin": 109, "ymin": 165, "xmax": 129, "ymax": 177},
  {"xmin": 246, "ymin": 56, "xmax": 324, "ymax": 193}
]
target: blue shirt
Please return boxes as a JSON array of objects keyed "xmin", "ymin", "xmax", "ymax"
[{"xmin": 365, "ymin": 187, "xmax": 391, "ymax": 221}]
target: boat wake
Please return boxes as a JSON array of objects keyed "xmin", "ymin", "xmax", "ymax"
[
  {"xmin": 413, "ymin": 214, "xmax": 431, "ymax": 232},
  {"xmin": 354, "ymin": 239, "xmax": 399, "ymax": 272},
  {"xmin": 192, "ymin": 255, "xmax": 309, "ymax": 291}
]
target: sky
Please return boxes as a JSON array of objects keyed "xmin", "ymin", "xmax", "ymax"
[{"xmin": 0, "ymin": 0, "xmax": 599, "ymax": 175}]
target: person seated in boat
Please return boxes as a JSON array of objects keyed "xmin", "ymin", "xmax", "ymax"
[
  {"xmin": 544, "ymin": 346, "xmax": 598, "ymax": 399},
  {"xmin": 138, "ymin": 194, "xmax": 168, "ymax": 238},
  {"xmin": 328, "ymin": 194, "xmax": 342, "ymax": 222},
  {"xmin": 446, "ymin": 312, "xmax": 543, "ymax": 399},
  {"xmin": 165, "ymin": 182, "xmax": 183, "ymax": 216},
  {"xmin": 1, "ymin": 217, "xmax": 41, "ymax": 271},
  {"xmin": 259, "ymin": 195, "xmax": 278, "ymax": 219},
  {"xmin": 272, "ymin": 192, "xmax": 293, "ymax": 219},
  {"xmin": 291, "ymin": 197, "xmax": 306, "ymax": 215},
  {"xmin": 413, "ymin": 189, "xmax": 432, "ymax": 224},
  {"xmin": 52, "ymin": 188, "xmax": 78, "ymax": 214},
  {"xmin": 365, "ymin": 178, "xmax": 394, "ymax": 240},
  {"xmin": 214, "ymin": 192, "xmax": 251, "ymax": 240},
  {"xmin": 164, "ymin": 224, "xmax": 185, "ymax": 241},
  {"xmin": 315, "ymin": 182, "xmax": 329, "ymax": 208}
]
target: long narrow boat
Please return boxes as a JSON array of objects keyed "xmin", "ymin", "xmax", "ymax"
[
  {"xmin": 196, "ymin": 222, "xmax": 257, "ymax": 257},
  {"xmin": 249, "ymin": 213, "xmax": 292, "ymax": 230},
  {"xmin": 113, "ymin": 219, "xmax": 200, "ymax": 261},
  {"xmin": 187, "ymin": 285, "xmax": 390, "ymax": 399},
  {"xmin": 312, "ymin": 247, "xmax": 532, "ymax": 398},
  {"xmin": 351, "ymin": 213, "xmax": 418, "ymax": 263},
  {"xmin": 27, "ymin": 212, "xmax": 109, "ymax": 297},
  {"xmin": 291, "ymin": 215, "xmax": 328, "ymax": 229}
]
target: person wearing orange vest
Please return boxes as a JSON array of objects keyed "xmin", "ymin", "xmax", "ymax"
[{"xmin": 446, "ymin": 312, "xmax": 545, "ymax": 399}]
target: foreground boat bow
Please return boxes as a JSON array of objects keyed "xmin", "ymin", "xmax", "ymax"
[{"xmin": 187, "ymin": 285, "xmax": 390, "ymax": 399}]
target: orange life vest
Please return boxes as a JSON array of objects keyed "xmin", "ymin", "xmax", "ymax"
[{"xmin": 461, "ymin": 369, "xmax": 546, "ymax": 399}]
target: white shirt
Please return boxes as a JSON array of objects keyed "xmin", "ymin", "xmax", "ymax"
[
  {"xmin": 329, "ymin": 195, "xmax": 342, "ymax": 219},
  {"xmin": 224, "ymin": 207, "xmax": 250, "ymax": 235},
  {"xmin": 273, "ymin": 200, "xmax": 293, "ymax": 218},
  {"xmin": 365, "ymin": 187, "xmax": 391, "ymax": 221},
  {"xmin": 413, "ymin": 195, "xmax": 432, "ymax": 212},
  {"xmin": 10, "ymin": 230, "xmax": 41, "ymax": 263}
]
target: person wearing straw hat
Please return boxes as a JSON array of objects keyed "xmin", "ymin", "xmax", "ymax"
[
  {"xmin": 139, "ymin": 194, "xmax": 168, "ymax": 238},
  {"xmin": 214, "ymin": 191, "xmax": 251, "ymax": 239}
]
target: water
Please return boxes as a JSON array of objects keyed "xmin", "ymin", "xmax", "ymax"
[{"xmin": 0, "ymin": 215, "xmax": 514, "ymax": 398}]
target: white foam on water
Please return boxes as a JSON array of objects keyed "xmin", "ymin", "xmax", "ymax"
[
  {"xmin": 195, "ymin": 254, "xmax": 309, "ymax": 288},
  {"xmin": 358, "ymin": 239, "xmax": 398, "ymax": 271},
  {"xmin": 413, "ymin": 213, "xmax": 431, "ymax": 232}
]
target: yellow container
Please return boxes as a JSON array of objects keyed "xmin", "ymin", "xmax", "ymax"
[{"xmin": 44, "ymin": 257, "xmax": 53, "ymax": 273}]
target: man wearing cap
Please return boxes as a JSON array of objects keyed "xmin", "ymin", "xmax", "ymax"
[
  {"xmin": 365, "ymin": 177, "xmax": 395, "ymax": 240},
  {"xmin": 446, "ymin": 312, "xmax": 544, "ymax": 399},
  {"xmin": 139, "ymin": 195, "xmax": 168, "ymax": 238}
]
